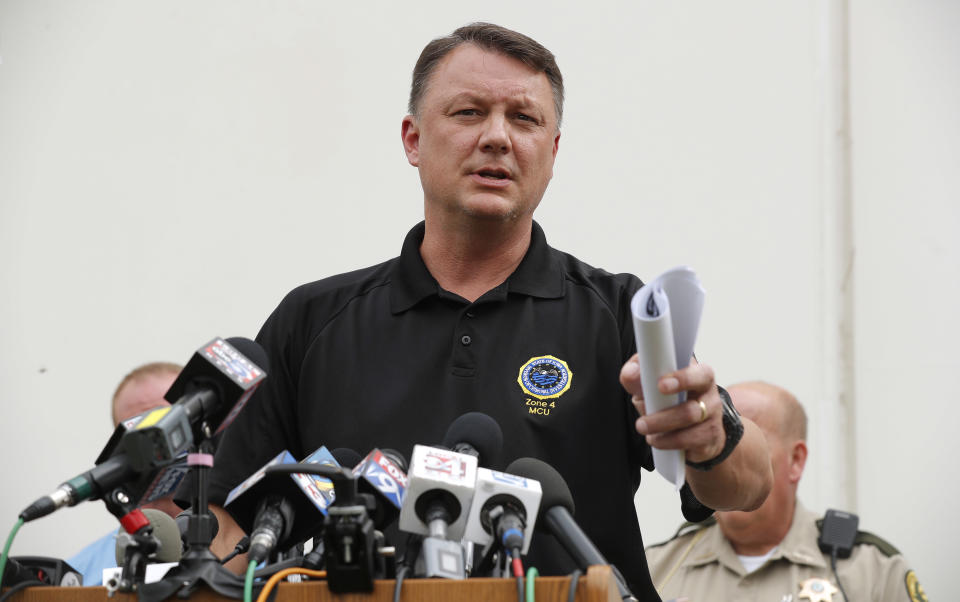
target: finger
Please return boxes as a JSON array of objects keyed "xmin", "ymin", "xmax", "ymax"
[
  {"xmin": 645, "ymin": 418, "xmax": 724, "ymax": 462},
  {"xmin": 659, "ymin": 362, "xmax": 716, "ymax": 396},
  {"xmin": 631, "ymin": 394, "xmax": 646, "ymax": 416},
  {"xmin": 636, "ymin": 396, "xmax": 718, "ymax": 435},
  {"xmin": 619, "ymin": 354, "xmax": 643, "ymax": 396}
]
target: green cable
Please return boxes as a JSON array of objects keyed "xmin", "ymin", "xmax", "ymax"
[
  {"xmin": 243, "ymin": 559, "xmax": 257, "ymax": 602},
  {"xmin": 0, "ymin": 518, "xmax": 25, "ymax": 591},
  {"xmin": 525, "ymin": 566, "xmax": 539, "ymax": 602}
]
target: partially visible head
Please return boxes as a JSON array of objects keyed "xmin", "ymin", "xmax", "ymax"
[
  {"xmin": 111, "ymin": 362, "xmax": 182, "ymax": 426},
  {"xmin": 409, "ymin": 22, "xmax": 564, "ymax": 128},
  {"xmin": 716, "ymin": 381, "xmax": 808, "ymax": 553}
]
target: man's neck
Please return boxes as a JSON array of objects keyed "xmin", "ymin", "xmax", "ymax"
[
  {"xmin": 420, "ymin": 215, "xmax": 533, "ymax": 303},
  {"xmin": 723, "ymin": 498, "xmax": 797, "ymax": 557}
]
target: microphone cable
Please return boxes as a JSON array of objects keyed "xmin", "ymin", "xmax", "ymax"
[
  {"xmin": 220, "ymin": 535, "xmax": 249, "ymax": 564},
  {"xmin": 829, "ymin": 549, "xmax": 850, "ymax": 602},
  {"xmin": 511, "ymin": 551, "xmax": 524, "ymax": 602},
  {"xmin": 254, "ymin": 567, "xmax": 327, "ymax": 602},
  {"xmin": 244, "ymin": 559, "xmax": 258, "ymax": 602},
  {"xmin": 0, "ymin": 518, "xmax": 25, "ymax": 592},
  {"xmin": 566, "ymin": 569, "xmax": 582, "ymax": 602},
  {"xmin": 525, "ymin": 566, "xmax": 538, "ymax": 602},
  {"xmin": 391, "ymin": 564, "xmax": 409, "ymax": 602}
]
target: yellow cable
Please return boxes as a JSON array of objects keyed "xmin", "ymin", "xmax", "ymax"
[{"xmin": 254, "ymin": 568, "xmax": 327, "ymax": 602}]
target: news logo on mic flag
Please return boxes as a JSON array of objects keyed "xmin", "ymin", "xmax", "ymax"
[
  {"xmin": 296, "ymin": 446, "xmax": 340, "ymax": 513},
  {"xmin": 225, "ymin": 450, "xmax": 296, "ymax": 506},
  {"xmin": 354, "ymin": 449, "xmax": 408, "ymax": 509},
  {"xmin": 398, "ymin": 445, "xmax": 477, "ymax": 540}
]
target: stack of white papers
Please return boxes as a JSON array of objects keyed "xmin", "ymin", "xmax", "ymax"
[{"xmin": 630, "ymin": 266, "xmax": 705, "ymax": 489}]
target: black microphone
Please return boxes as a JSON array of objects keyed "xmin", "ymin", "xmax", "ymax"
[
  {"xmin": 441, "ymin": 412, "xmax": 504, "ymax": 469},
  {"xmin": 331, "ymin": 448, "xmax": 362, "ymax": 470},
  {"xmin": 505, "ymin": 458, "xmax": 637, "ymax": 601},
  {"xmin": 20, "ymin": 337, "xmax": 267, "ymax": 523},
  {"xmin": 224, "ymin": 446, "xmax": 345, "ymax": 562}
]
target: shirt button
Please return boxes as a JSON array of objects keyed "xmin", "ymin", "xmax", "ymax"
[{"xmin": 461, "ymin": 335, "xmax": 472, "ymax": 346}]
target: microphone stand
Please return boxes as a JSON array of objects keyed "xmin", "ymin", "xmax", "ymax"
[{"xmin": 138, "ymin": 439, "xmax": 251, "ymax": 602}]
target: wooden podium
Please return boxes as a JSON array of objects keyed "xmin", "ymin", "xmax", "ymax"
[{"xmin": 4, "ymin": 564, "xmax": 619, "ymax": 602}]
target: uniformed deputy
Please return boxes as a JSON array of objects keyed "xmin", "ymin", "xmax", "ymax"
[{"xmin": 646, "ymin": 381, "xmax": 926, "ymax": 602}]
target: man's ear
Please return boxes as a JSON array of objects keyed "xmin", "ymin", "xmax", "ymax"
[
  {"xmin": 401, "ymin": 115, "xmax": 420, "ymax": 167},
  {"xmin": 788, "ymin": 440, "xmax": 808, "ymax": 484}
]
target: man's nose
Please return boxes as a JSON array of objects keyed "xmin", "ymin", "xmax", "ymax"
[{"xmin": 478, "ymin": 114, "xmax": 511, "ymax": 153}]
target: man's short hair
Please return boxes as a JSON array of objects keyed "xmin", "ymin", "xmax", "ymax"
[
  {"xmin": 408, "ymin": 22, "xmax": 565, "ymax": 126},
  {"xmin": 111, "ymin": 362, "xmax": 182, "ymax": 424}
]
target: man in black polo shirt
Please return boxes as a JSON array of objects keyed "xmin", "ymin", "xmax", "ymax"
[{"xmin": 206, "ymin": 23, "xmax": 772, "ymax": 599}]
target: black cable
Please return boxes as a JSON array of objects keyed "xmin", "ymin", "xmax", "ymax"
[
  {"xmin": 220, "ymin": 535, "xmax": 250, "ymax": 564},
  {"xmin": 566, "ymin": 569, "xmax": 582, "ymax": 602},
  {"xmin": 515, "ymin": 574, "xmax": 524, "ymax": 602},
  {"xmin": 0, "ymin": 580, "xmax": 44, "ymax": 602},
  {"xmin": 391, "ymin": 564, "xmax": 409, "ymax": 602},
  {"xmin": 830, "ymin": 550, "xmax": 849, "ymax": 602}
]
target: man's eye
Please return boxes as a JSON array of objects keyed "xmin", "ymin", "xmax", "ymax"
[
  {"xmin": 455, "ymin": 109, "xmax": 479, "ymax": 116},
  {"xmin": 516, "ymin": 113, "xmax": 538, "ymax": 124}
]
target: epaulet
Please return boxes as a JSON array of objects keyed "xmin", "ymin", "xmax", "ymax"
[
  {"xmin": 815, "ymin": 518, "xmax": 902, "ymax": 558},
  {"xmin": 648, "ymin": 515, "xmax": 716, "ymax": 548}
]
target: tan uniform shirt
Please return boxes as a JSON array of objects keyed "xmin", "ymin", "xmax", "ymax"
[{"xmin": 645, "ymin": 504, "xmax": 925, "ymax": 602}]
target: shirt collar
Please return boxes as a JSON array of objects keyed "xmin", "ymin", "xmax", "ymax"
[
  {"xmin": 389, "ymin": 220, "xmax": 565, "ymax": 314},
  {"xmin": 682, "ymin": 501, "xmax": 827, "ymax": 574},
  {"xmin": 774, "ymin": 502, "xmax": 827, "ymax": 569}
]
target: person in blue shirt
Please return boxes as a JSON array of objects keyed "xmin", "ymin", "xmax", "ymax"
[{"xmin": 67, "ymin": 362, "xmax": 181, "ymax": 586}]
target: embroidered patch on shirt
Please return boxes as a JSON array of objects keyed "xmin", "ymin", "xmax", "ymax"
[
  {"xmin": 905, "ymin": 570, "xmax": 928, "ymax": 602},
  {"xmin": 517, "ymin": 355, "xmax": 572, "ymax": 399}
]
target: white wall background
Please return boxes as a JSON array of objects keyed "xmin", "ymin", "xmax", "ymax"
[{"xmin": 1, "ymin": 0, "xmax": 956, "ymax": 597}]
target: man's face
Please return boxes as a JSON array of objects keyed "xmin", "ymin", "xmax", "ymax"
[
  {"xmin": 402, "ymin": 44, "xmax": 560, "ymax": 223},
  {"xmin": 716, "ymin": 388, "xmax": 802, "ymax": 537},
  {"xmin": 113, "ymin": 372, "xmax": 177, "ymax": 426}
]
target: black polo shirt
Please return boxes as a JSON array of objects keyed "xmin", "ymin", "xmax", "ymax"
[{"xmin": 210, "ymin": 221, "xmax": 706, "ymax": 600}]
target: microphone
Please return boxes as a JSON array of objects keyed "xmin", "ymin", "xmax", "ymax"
[
  {"xmin": 19, "ymin": 337, "xmax": 267, "ymax": 523},
  {"xmin": 331, "ymin": 448, "xmax": 362, "ymax": 470},
  {"xmin": 116, "ymin": 508, "xmax": 183, "ymax": 566},
  {"xmin": 134, "ymin": 337, "xmax": 268, "ymax": 464},
  {"xmin": 505, "ymin": 458, "xmax": 637, "ymax": 601},
  {"xmin": 353, "ymin": 448, "xmax": 409, "ymax": 530},
  {"xmin": 441, "ymin": 412, "xmax": 504, "ymax": 469},
  {"xmin": 463, "ymin": 467, "xmax": 542, "ymax": 556},
  {"xmin": 224, "ymin": 446, "xmax": 342, "ymax": 563},
  {"xmin": 398, "ymin": 445, "xmax": 478, "ymax": 579}
]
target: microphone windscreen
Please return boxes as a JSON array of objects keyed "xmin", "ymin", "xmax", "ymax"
[
  {"xmin": 115, "ymin": 509, "xmax": 183, "ymax": 564},
  {"xmin": 331, "ymin": 447, "xmax": 362, "ymax": 469},
  {"xmin": 380, "ymin": 448, "xmax": 408, "ymax": 472},
  {"xmin": 441, "ymin": 412, "xmax": 503, "ymax": 468},
  {"xmin": 224, "ymin": 337, "xmax": 269, "ymax": 373},
  {"xmin": 504, "ymin": 457, "xmax": 575, "ymax": 517}
]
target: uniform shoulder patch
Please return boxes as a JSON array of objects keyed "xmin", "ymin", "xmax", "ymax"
[{"xmin": 905, "ymin": 570, "xmax": 928, "ymax": 602}]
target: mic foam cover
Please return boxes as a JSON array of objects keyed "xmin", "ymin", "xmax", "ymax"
[
  {"xmin": 504, "ymin": 457, "xmax": 575, "ymax": 517},
  {"xmin": 441, "ymin": 412, "xmax": 503, "ymax": 468},
  {"xmin": 115, "ymin": 509, "xmax": 183, "ymax": 564},
  {"xmin": 331, "ymin": 447, "xmax": 362, "ymax": 469},
  {"xmin": 224, "ymin": 337, "xmax": 269, "ymax": 373}
]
